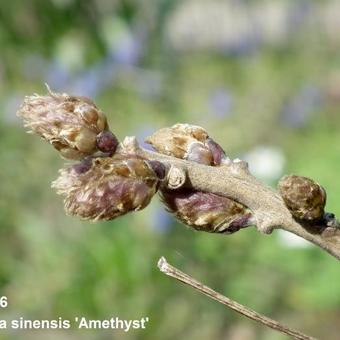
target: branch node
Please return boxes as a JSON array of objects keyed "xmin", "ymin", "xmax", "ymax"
[
  {"xmin": 166, "ymin": 165, "xmax": 186, "ymax": 189},
  {"xmin": 120, "ymin": 136, "xmax": 140, "ymax": 154},
  {"xmin": 255, "ymin": 217, "xmax": 275, "ymax": 235}
]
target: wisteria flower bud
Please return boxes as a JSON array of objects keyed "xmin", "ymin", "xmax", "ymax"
[
  {"xmin": 145, "ymin": 123, "xmax": 227, "ymax": 166},
  {"xmin": 17, "ymin": 86, "xmax": 118, "ymax": 160},
  {"xmin": 161, "ymin": 189, "xmax": 252, "ymax": 234},
  {"xmin": 52, "ymin": 155, "xmax": 159, "ymax": 221},
  {"xmin": 148, "ymin": 123, "xmax": 251, "ymax": 232},
  {"xmin": 186, "ymin": 142, "xmax": 213, "ymax": 165},
  {"xmin": 278, "ymin": 175, "xmax": 326, "ymax": 221}
]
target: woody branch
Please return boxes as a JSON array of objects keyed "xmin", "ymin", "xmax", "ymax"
[
  {"xmin": 16, "ymin": 87, "xmax": 340, "ymax": 261},
  {"xmin": 125, "ymin": 136, "xmax": 340, "ymax": 260}
]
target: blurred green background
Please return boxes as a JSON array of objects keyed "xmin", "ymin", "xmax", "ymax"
[{"xmin": 1, "ymin": 0, "xmax": 340, "ymax": 339}]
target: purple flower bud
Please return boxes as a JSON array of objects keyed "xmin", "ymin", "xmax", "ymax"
[
  {"xmin": 145, "ymin": 123, "xmax": 209, "ymax": 159},
  {"xmin": 52, "ymin": 155, "xmax": 160, "ymax": 221},
  {"xmin": 17, "ymin": 86, "xmax": 116, "ymax": 160},
  {"xmin": 161, "ymin": 189, "xmax": 252, "ymax": 234},
  {"xmin": 145, "ymin": 123, "xmax": 227, "ymax": 166},
  {"xmin": 278, "ymin": 175, "xmax": 326, "ymax": 221},
  {"xmin": 148, "ymin": 124, "xmax": 252, "ymax": 232}
]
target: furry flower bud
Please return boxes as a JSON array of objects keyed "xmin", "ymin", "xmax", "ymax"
[
  {"xmin": 148, "ymin": 124, "xmax": 251, "ymax": 232},
  {"xmin": 52, "ymin": 155, "xmax": 159, "ymax": 221},
  {"xmin": 278, "ymin": 175, "xmax": 326, "ymax": 221},
  {"xmin": 161, "ymin": 189, "xmax": 252, "ymax": 234},
  {"xmin": 145, "ymin": 123, "xmax": 227, "ymax": 165},
  {"xmin": 17, "ymin": 86, "xmax": 118, "ymax": 160}
]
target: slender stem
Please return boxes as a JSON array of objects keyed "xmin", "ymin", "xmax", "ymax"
[{"xmin": 157, "ymin": 257, "xmax": 317, "ymax": 340}]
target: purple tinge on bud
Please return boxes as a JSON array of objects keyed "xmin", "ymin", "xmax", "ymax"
[
  {"xmin": 206, "ymin": 138, "xmax": 227, "ymax": 165},
  {"xmin": 17, "ymin": 86, "xmax": 118, "ymax": 160},
  {"xmin": 145, "ymin": 123, "xmax": 208, "ymax": 159},
  {"xmin": 278, "ymin": 175, "xmax": 326, "ymax": 221},
  {"xmin": 96, "ymin": 130, "xmax": 118, "ymax": 154},
  {"xmin": 160, "ymin": 189, "xmax": 252, "ymax": 234},
  {"xmin": 52, "ymin": 155, "xmax": 159, "ymax": 221},
  {"xmin": 147, "ymin": 160, "xmax": 166, "ymax": 180},
  {"xmin": 145, "ymin": 123, "xmax": 227, "ymax": 166},
  {"xmin": 72, "ymin": 157, "xmax": 93, "ymax": 174},
  {"xmin": 186, "ymin": 142, "xmax": 213, "ymax": 165}
]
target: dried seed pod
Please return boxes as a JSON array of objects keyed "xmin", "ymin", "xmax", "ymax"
[
  {"xmin": 161, "ymin": 189, "xmax": 252, "ymax": 234},
  {"xmin": 145, "ymin": 123, "xmax": 228, "ymax": 165},
  {"xmin": 52, "ymin": 155, "xmax": 159, "ymax": 221},
  {"xmin": 278, "ymin": 175, "xmax": 326, "ymax": 221},
  {"xmin": 17, "ymin": 86, "xmax": 118, "ymax": 160}
]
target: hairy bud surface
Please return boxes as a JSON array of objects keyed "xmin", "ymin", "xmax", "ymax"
[
  {"xmin": 278, "ymin": 175, "xmax": 326, "ymax": 221},
  {"xmin": 52, "ymin": 155, "xmax": 159, "ymax": 221},
  {"xmin": 17, "ymin": 87, "xmax": 118, "ymax": 160},
  {"xmin": 161, "ymin": 189, "xmax": 252, "ymax": 234},
  {"xmin": 145, "ymin": 123, "xmax": 227, "ymax": 165}
]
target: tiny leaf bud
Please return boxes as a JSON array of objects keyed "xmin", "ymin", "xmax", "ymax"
[{"xmin": 278, "ymin": 175, "xmax": 326, "ymax": 221}]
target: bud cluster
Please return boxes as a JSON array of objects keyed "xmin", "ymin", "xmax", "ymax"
[
  {"xmin": 17, "ymin": 87, "xmax": 166, "ymax": 220},
  {"xmin": 278, "ymin": 175, "xmax": 326, "ymax": 222},
  {"xmin": 146, "ymin": 123, "xmax": 253, "ymax": 233},
  {"xmin": 16, "ymin": 88, "xmax": 336, "ymax": 238}
]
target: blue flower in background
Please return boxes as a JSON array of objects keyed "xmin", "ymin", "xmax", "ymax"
[
  {"xmin": 151, "ymin": 206, "xmax": 173, "ymax": 234},
  {"xmin": 287, "ymin": 1, "xmax": 312, "ymax": 34},
  {"xmin": 135, "ymin": 125, "xmax": 157, "ymax": 151},
  {"xmin": 101, "ymin": 16, "xmax": 145, "ymax": 67},
  {"xmin": 208, "ymin": 88, "xmax": 234, "ymax": 118},
  {"xmin": 70, "ymin": 62, "xmax": 115, "ymax": 98},
  {"xmin": 45, "ymin": 60, "xmax": 71, "ymax": 91},
  {"xmin": 110, "ymin": 32, "xmax": 142, "ymax": 66},
  {"xmin": 221, "ymin": 33, "xmax": 261, "ymax": 57},
  {"xmin": 281, "ymin": 85, "xmax": 324, "ymax": 128}
]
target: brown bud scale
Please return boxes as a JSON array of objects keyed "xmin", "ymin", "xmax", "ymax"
[
  {"xmin": 278, "ymin": 175, "xmax": 326, "ymax": 221},
  {"xmin": 146, "ymin": 123, "xmax": 228, "ymax": 166},
  {"xmin": 17, "ymin": 86, "xmax": 117, "ymax": 160}
]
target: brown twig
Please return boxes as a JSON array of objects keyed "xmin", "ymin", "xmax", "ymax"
[
  {"xmin": 134, "ymin": 143, "xmax": 340, "ymax": 260},
  {"xmin": 157, "ymin": 257, "xmax": 317, "ymax": 340}
]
